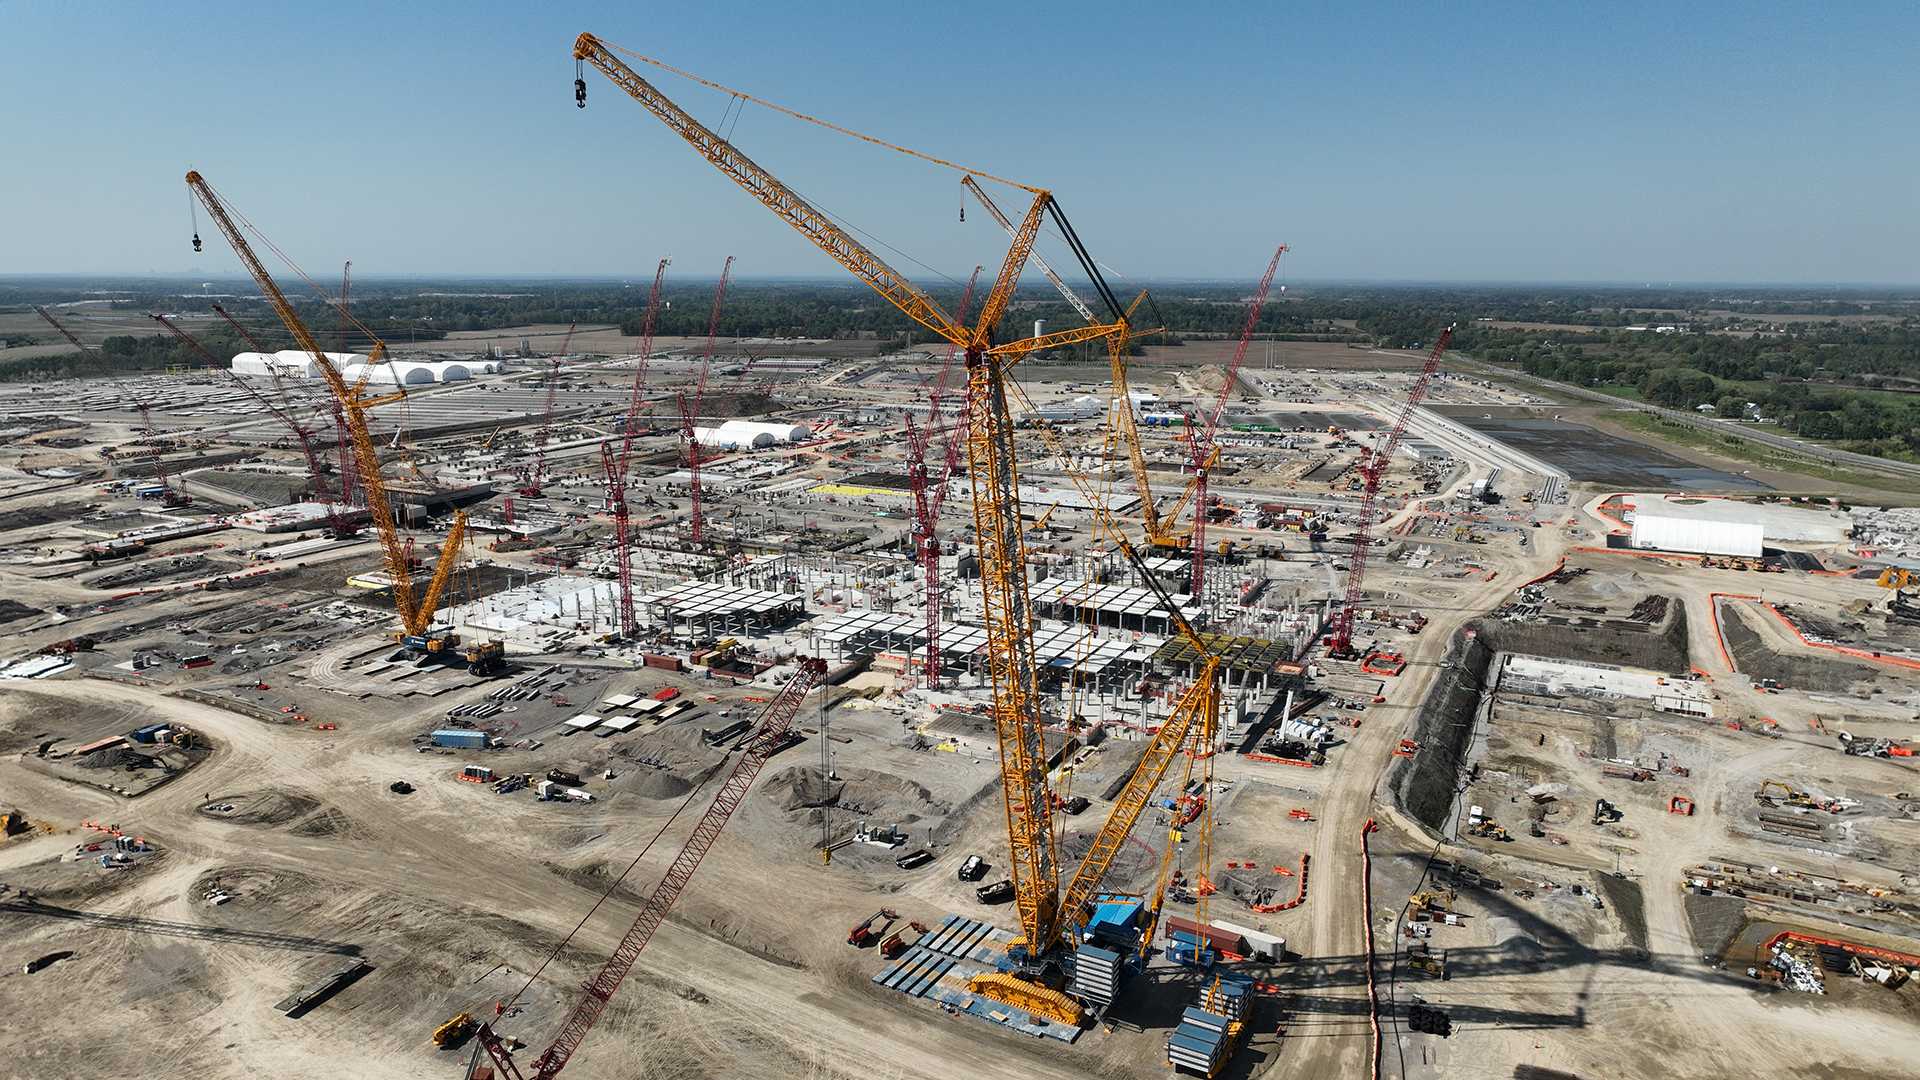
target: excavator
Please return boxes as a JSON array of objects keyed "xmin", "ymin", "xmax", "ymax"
[
  {"xmin": 1755, "ymin": 778, "xmax": 1837, "ymax": 812},
  {"xmin": 1411, "ymin": 891, "xmax": 1454, "ymax": 916}
]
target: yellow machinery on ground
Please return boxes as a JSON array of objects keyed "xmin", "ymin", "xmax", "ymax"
[
  {"xmin": 431, "ymin": 1012, "xmax": 476, "ymax": 1047},
  {"xmin": 573, "ymin": 32, "xmax": 1232, "ymax": 1025},
  {"xmin": 188, "ymin": 173, "xmax": 472, "ymax": 658},
  {"xmin": 1877, "ymin": 568, "xmax": 1915, "ymax": 589},
  {"xmin": 1411, "ymin": 891, "xmax": 1454, "ymax": 914}
]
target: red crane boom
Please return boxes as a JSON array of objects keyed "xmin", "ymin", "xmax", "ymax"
[
  {"xmin": 524, "ymin": 323, "xmax": 578, "ymax": 497},
  {"xmin": 34, "ymin": 306, "xmax": 189, "ymax": 507},
  {"xmin": 211, "ymin": 302, "xmax": 360, "ymax": 504},
  {"xmin": 605, "ymin": 257, "xmax": 672, "ymax": 638},
  {"xmin": 907, "ymin": 266, "xmax": 980, "ymax": 687},
  {"xmin": 1187, "ymin": 244, "xmax": 1285, "ymax": 598},
  {"xmin": 1327, "ymin": 324, "xmax": 1455, "ymax": 657},
  {"xmin": 679, "ymin": 257, "xmax": 733, "ymax": 546},
  {"xmin": 148, "ymin": 313, "xmax": 337, "ymax": 501},
  {"xmin": 474, "ymin": 656, "xmax": 830, "ymax": 1080}
]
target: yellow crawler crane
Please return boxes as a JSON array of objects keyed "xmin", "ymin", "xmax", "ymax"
[
  {"xmin": 573, "ymin": 32, "xmax": 1230, "ymax": 1025},
  {"xmin": 187, "ymin": 172, "xmax": 469, "ymax": 654}
]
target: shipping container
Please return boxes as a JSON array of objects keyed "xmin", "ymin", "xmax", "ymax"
[
  {"xmin": 1164, "ymin": 915, "xmax": 1246, "ymax": 956},
  {"xmin": 642, "ymin": 653, "xmax": 685, "ymax": 672},
  {"xmin": 432, "ymin": 729, "xmax": 489, "ymax": 750}
]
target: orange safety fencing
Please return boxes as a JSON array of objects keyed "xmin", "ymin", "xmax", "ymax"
[{"xmin": 1250, "ymin": 852, "xmax": 1311, "ymax": 913}]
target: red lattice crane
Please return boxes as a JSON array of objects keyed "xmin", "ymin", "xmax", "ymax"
[
  {"xmin": 34, "ymin": 306, "xmax": 190, "ymax": 507},
  {"xmin": 1187, "ymin": 244, "xmax": 1285, "ymax": 598},
  {"xmin": 906, "ymin": 266, "xmax": 980, "ymax": 688},
  {"xmin": 1326, "ymin": 323, "xmax": 1455, "ymax": 658},
  {"xmin": 522, "ymin": 323, "xmax": 577, "ymax": 497},
  {"xmin": 474, "ymin": 656, "xmax": 829, "ymax": 1080},
  {"xmin": 148, "ymin": 314, "xmax": 358, "ymax": 537},
  {"xmin": 678, "ymin": 257, "xmax": 733, "ymax": 546},
  {"xmin": 211, "ymin": 302, "xmax": 360, "ymax": 505},
  {"xmin": 604, "ymin": 257, "xmax": 672, "ymax": 638}
]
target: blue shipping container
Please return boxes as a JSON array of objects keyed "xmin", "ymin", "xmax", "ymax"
[
  {"xmin": 131, "ymin": 723, "xmax": 169, "ymax": 744},
  {"xmin": 432, "ymin": 730, "xmax": 489, "ymax": 749}
]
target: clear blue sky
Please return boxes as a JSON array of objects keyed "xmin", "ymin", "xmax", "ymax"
[{"xmin": 3, "ymin": 1, "xmax": 1915, "ymax": 285}]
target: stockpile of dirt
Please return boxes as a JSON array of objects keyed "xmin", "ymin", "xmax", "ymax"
[
  {"xmin": 0, "ymin": 599, "xmax": 40, "ymax": 625},
  {"xmin": 1392, "ymin": 631, "xmax": 1496, "ymax": 831},
  {"xmin": 79, "ymin": 748, "xmax": 139, "ymax": 769},
  {"xmin": 763, "ymin": 765, "xmax": 948, "ymax": 825}
]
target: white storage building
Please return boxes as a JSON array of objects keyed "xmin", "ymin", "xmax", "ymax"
[
  {"xmin": 1630, "ymin": 514, "xmax": 1763, "ymax": 558},
  {"xmin": 232, "ymin": 351, "xmax": 502, "ymax": 381},
  {"xmin": 340, "ymin": 360, "xmax": 474, "ymax": 384},
  {"xmin": 231, "ymin": 350, "xmax": 368, "ymax": 377},
  {"xmin": 693, "ymin": 420, "xmax": 811, "ymax": 448}
]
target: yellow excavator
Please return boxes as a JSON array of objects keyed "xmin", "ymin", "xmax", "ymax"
[
  {"xmin": 1411, "ymin": 890, "xmax": 1454, "ymax": 915},
  {"xmin": 1756, "ymin": 778, "xmax": 1828, "ymax": 810}
]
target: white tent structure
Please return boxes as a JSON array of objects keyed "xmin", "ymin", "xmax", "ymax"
[
  {"xmin": 692, "ymin": 420, "xmax": 810, "ymax": 448},
  {"xmin": 231, "ymin": 350, "xmax": 367, "ymax": 377},
  {"xmin": 1630, "ymin": 514, "xmax": 1763, "ymax": 558},
  {"xmin": 340, "ymin": 361, "xmax": 473, "ymax": 384}
]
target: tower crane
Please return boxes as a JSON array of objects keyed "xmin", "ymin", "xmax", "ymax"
[
  {"xmin": 677, "ymin": 257, "xmax": 733, "ymax": 546},
  {"xmin": 574, "ymin": 33, "xmax": 1221, "ymax": 1023},
  {"xmin": 33, "ymin": 306, "xmax": 190, "ymax": 507},
  {"xmin": 1326, "ymin": 324, "xmax": 1454, "ymax": 658},
  {"xmin": 605, "ymin": 257, "xmax": 672, "ymax": 639},
  {"xmin": 187, "ymin": 170, "xmax": 471, "ymax": 657},
  {"xmin": 148, "ymin": 313, "xmax": 351, "ymax": 531},
  {"xmin": 1186, "ymin": 244, "xmax": 1285, "ymax": 598},
  {"xmin": 474, "ymin": 656, "xmax": 828, "ymax": 1080}
]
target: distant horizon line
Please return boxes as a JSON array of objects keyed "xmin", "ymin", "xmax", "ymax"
[{"xmin": 3, "ymin": 272, "xmax": 1917, "ymax": 293}]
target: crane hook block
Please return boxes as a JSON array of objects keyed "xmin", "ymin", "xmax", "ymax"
[
  {"xmin": 575, "ymin": 78, "xmax": 588, "ymax": 108},
  {"xmin": 192, "ymin": 233, "xmax": 202, "ymax": 253}
]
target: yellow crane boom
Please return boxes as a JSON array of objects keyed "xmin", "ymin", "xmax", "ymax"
[
  {"xmin": 185, "ymin": 171, "xmax": 438, "ymax": 639},
  {"xmin": 575, "ymin": 35, "xmax": 1217, "ymax": 1021}
]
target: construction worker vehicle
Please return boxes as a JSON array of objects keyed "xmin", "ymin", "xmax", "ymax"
[
  {"xmin": 847, "ymin": 908, "xmax": 898, "ymax": 948},
  {"xmin": 432, "ymin": 1012, "xmax": 477, "ymax": 1047}
]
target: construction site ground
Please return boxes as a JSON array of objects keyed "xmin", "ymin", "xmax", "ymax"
[{"xmin": 3, "ymin": 352, "xmax": 1919, "ymax": 1080}]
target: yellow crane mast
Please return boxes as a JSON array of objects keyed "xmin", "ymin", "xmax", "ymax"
[
  {"xmin": 961, "ymin": 177, "xmax": 1176, "ymax": 549},
  {"xmin": 574, "ymin": 33, "xmax": 1225, "ymax": 1023},
  {"xmin": 186, "ymin": 171, "xmax": 467, "ymax": 651}
]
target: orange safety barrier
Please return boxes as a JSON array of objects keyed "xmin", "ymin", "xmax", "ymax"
[
  {"xmin": 1360, "ymin": 820, "xmax": 1382, "ymax": 1080},
  {"xmin": 1250, "ymin": 853, "xmax": 1311, "ymax": 912},
  {"xmin": 1764, "ymin": 930, "xmax": 1920, "ymax": 969},
  {"xmin": 1245, "ymin": 753, "xmax": 1315, "ymax": 768}
]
